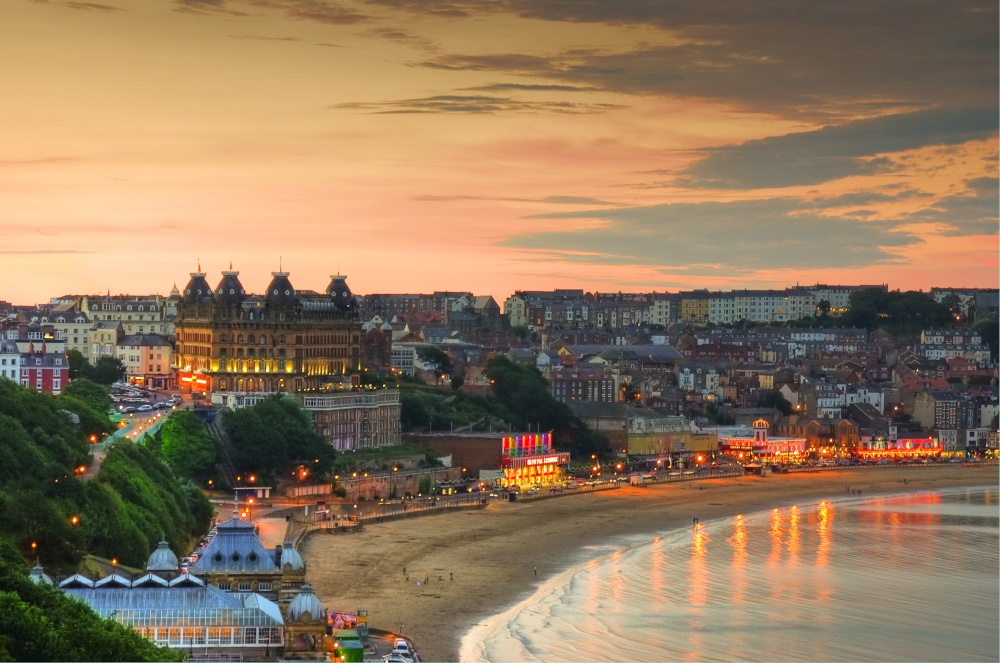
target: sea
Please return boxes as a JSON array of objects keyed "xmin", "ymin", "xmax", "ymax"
[{"xmin": 459, "ymin": 487, "xmax": 999, "ymax": 662}]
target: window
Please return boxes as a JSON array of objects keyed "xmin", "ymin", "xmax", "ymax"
[
  {"xmin": 218, "ymin": 581, "xmax": 231, "ymax": 591},
  {"xmin": 258, "ymin": 581, "xmax": 272, "ymax": 591},
  {"xmin": 238, "ymin": 581, "xmax": 251, "ymax": 592}
]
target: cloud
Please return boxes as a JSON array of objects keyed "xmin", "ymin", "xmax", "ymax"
[
  {"xmin": 65, "ymin": 2, "xmax": 124, "ymax": 10},
  {"xmin": 675, "ymin": 107, "xmax": 998, "ymax": 189},
  {"xmin": 902, "ymin": 177, "xmax": 999, "ymax": 236},
  {"xmin": 244, "ymin": 0, "xmax": 369, "ymax": 24},
  {"xmin": 504, "ymin": 198, "xmax": 921, "ymax": 274},
  {"xmin": 228, "ymin": 34, "xmax": 303, "ymax": 42},
  {"xmin": 363, "ymin": 28, "xmax": 439, "ymax": 53},
  {"xmin": 399, "ymin": 1, "xmax": 996, "ymax": 120},
  {"xmin": 332, "ymin": 94, "xmax": 623, "ymax": 114},
  {"xmin": 464, "ymin": 83, "xmax": 601, "ymax": 93},
  {"xmin": 172, "ymin": 0, "xmax": 250, "ymax": 16}
]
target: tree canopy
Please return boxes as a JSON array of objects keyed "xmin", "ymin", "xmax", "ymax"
[
  {"xmin": 158, "ymin": 409, "xmax": 218, "ymax": 479},
  {"xmin": 0, "ymin": 539, "xmax": 182, "ymax": 661},
  {"xmin": 842, "ymin": 288, "xmax": 951, "ymax": 332},
  {"xmin": 223, "ymin": 395, "xmax": 335, "ymax": 482},
  {"xmin": 65, "ymin": 352, "xmax": 127, "ymax": 386},
  {"xmin": 417, "ymin": 346, "xmax": 454, "ymax": 385}
]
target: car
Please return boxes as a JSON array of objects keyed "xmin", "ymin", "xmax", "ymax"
[
  {"xmin": 383, "ymin": 656, "xmax": 413, "ymax": 663},
  {"xmin": 137, "ymin": 404, "xmax": 153, "ymax": 412}
]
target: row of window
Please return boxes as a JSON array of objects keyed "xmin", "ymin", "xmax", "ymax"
[
  {"xmin": 219, "ymin": 334, "xmax": 285, "ymax": 345},
  {"xmin": 143, "ymin": 626, "xmax": 281, "ymax": 646},
  {"xmin": 216, "ymin": 581, "xmax": 271, "ymax": 592}
]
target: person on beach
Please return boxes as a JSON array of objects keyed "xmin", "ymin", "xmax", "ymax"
[{"xmin": 534, "ymin": 567, "xmax": 537, "ymax": 575}]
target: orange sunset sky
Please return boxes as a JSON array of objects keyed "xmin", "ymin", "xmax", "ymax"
[{"xmin": 2, "ymin": 0, "xmax": 997, "ymax": 305}]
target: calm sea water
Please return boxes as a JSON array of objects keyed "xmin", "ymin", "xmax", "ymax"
[{"xmin": 460, "ymin": 488, "xmax": 999, "ymax": 662}]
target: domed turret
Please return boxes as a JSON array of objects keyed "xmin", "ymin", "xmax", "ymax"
[
  {"xmin": 280, "ymin": 540, "xmax": 305, "ymax": 571},
  {"xmin": 146, "ymin": 539, "xmax": 179, "ymax": 573},
  {"xmin": 380, "ymin": 321, "xmax": 394, "ymax": 332},
  {"xmin": 214, "ymin": 270, "xmax": 247, "ymax": 307},
  {"xmin": 182, "ymin": 270, "xmax": 212, "ymax": 305},
  {"xmin": 287, "ymin": 583, "xmax": 324, "ymax": 621},
  {"xmin": 326, "ymin": 274, "xmax": 355, "ymax": 311},
  {"xmin": 264, "ymin": 271, "xmax": 296, "ymax": 307},
  {"xmin": 29, "ymin": 563, "xmax": 53, "ymax": 585}
]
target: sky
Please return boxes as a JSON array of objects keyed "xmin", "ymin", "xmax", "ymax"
[{"xmin": 2, "ymin": 0, "xmax": 997, "ymax": 305}]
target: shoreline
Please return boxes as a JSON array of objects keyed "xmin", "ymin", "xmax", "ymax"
[{"xmin": 300, "ymin": 465, "xmax": 997, "ymax": 663}]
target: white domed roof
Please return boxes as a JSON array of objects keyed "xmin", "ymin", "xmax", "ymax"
[
  {"xmin": 146, "ymin": 540, "xmax": 179, "ymax": 572},
  {"xmin": 287, "ymin": 583, "xmax": 324, "ymax": 621},
  {"xmin": 281, "ymin": 541, "xmax": 304, "ymax": 571},
  {"xmin": 29, "ymin": 564, "xmax": 53, "ymax": 585}
]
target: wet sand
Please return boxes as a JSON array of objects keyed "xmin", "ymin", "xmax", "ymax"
[{"xmin": 300, "ymin": 465, "xmax": 997, "ymax": 663}]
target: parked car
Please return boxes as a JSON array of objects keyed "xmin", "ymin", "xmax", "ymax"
[{"xmin": 137, "ymin": 404, "xmax": 153, "ymax": 412}]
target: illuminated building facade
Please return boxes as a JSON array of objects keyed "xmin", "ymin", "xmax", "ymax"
[
  {"xmin": 174, "ymin": 268, "xmax": 364, "ymax": 396},
  {"xmin": 717, "ymin": 419, "xmax": 807, "ymax": 463},
  {"xmin": 855, "ymin": 436, "xmax": 942, "ymax": 460},
  {"xmin": 499, "ymin": 432, "xmax": 571, "ymax": 488}
]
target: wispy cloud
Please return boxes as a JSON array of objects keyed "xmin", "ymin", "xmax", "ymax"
[
  {"xmin": 463, "ymin": 83, "xmax": 601, "ymax": 93},
  {"xmin": 505, "ymin": 198, "xmax": 920, "ymax": 274},
  {"xmin": 244, "ymin": 0, "xmax": 369, "ymax": 24},
  {"xmin": 363, "ymin": 27, "xmax": 439, "ymax": 53},
  {"xmin": 400, "ymin": 1, "xmax": 996, "ymax": 120},
  {"xmin": 228, "ymin": 34, "xmax": 303, "ymax": 41},
  {"xmin": 65, "ymin": 2, "xmax": 124, "ymax": 10},
  {"xmin": 332, "ymin": 94, "xmax": 623, "ymax": 114},
  {"xmin": 675, "ymin": 107, "xmax": 998, "ymax": 189}
]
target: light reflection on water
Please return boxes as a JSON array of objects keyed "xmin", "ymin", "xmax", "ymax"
[{"xmin": 461, "ymin": 488, "xmax": 999, "ymax": 663}]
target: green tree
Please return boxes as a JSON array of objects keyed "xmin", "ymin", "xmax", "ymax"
[
  {"xmin": 417, "ymin": 346, "xmax": 453, "ymax": 385},
  {"xmin": 224, "ymin": 395, "xmax": 335, "ymax": 480},
  {"xmin": 90, "ymin": 356, "xmax": 126, "ymax": 386},
  {"xmin": 757, "ymin": 389, "xmax": 794, "ymax": 415},
  {"xmin": 0, "ymin": 539, "xmax": 183, "ymax": 661},
  {"xmin": 62, "ymin": 377, "xmax": 112, "ymax": 415},
  {"xmin": 159, "ymin": 409, "xmax": 217, "ymax": 478},
  {"xmin": 66, "ymin": 349, "xmax": 91, "ymax": 380}
]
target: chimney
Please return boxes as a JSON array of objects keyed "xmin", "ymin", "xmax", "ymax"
[{"xmin": 274, "ymin": 544, "xmax": 282, "ymax": 567}]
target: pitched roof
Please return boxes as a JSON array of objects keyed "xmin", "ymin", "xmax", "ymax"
[{"xmin": 189, "ymin": 516, "xmax": 279, "ymax": 574}]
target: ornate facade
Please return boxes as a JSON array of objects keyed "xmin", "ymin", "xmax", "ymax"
[{"xmin": 174, "ymin": 268, "xmax": 364, "ymax": 396}]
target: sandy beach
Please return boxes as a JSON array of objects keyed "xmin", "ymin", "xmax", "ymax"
[{"xmin": 300, "ymin": 465, "xmax": 997, "ymax": 663}]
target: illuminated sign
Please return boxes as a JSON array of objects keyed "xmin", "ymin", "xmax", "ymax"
[{"xmin": 525, "ymin": 455, "xmax": 561, "ymax": 466}]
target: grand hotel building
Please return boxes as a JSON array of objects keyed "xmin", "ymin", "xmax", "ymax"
[{"xmin": 173, "ymin": 267, "xmax": 400, "ymax": 449}]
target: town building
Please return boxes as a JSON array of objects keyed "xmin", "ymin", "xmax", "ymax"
[
  {"xmin": 299, "ymin": 388, "xmax": 402, "ymax": 451},
  {"xmin": 80, "ymin": 293, "xmax": 168, "ymax": 337},
  {"xmin": 117, "ymin": 334, "xmax": 174, "ymax": 390},
  {"xmin": 173, "ymin": 268, "xmax": 365, "ymax": 396}
]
